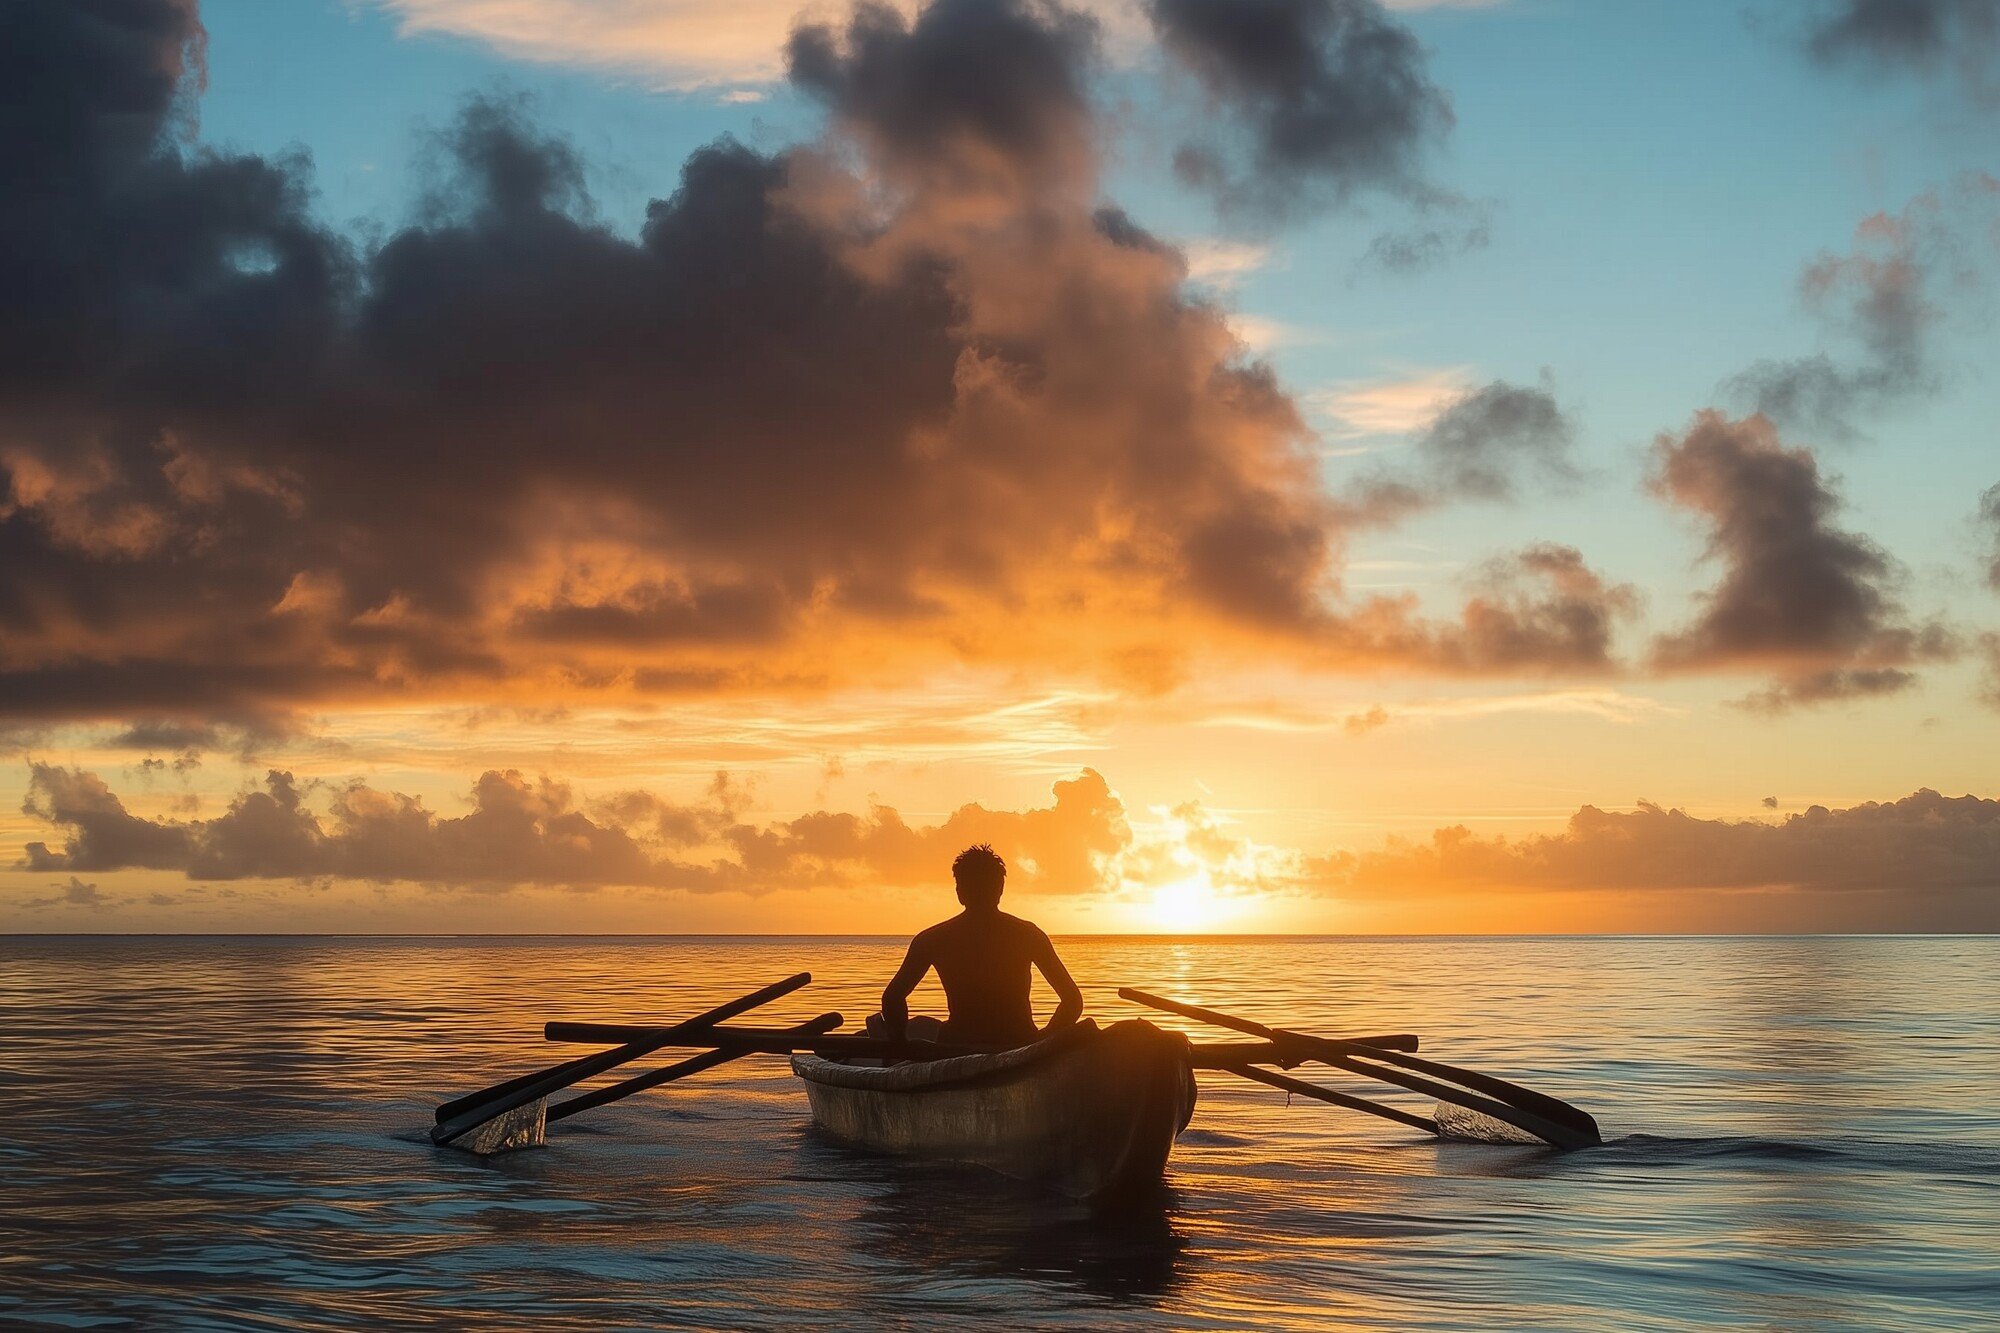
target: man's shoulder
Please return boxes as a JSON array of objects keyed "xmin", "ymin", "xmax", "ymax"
[{"xmin": 997, "ymin": 911, "xmax": 1049, "ymax": 940}]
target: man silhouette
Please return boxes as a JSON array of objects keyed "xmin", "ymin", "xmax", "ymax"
[{"xmin": 878, "ymin": 844, "xmax": 1083, "ymax": 1048}]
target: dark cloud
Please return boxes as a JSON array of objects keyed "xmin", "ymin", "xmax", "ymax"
[
  {"xmin": 1340, "ymin": 377, "xmax": 1578, "ymax": 527},
  {"xmin": 19, "ymin": 763, "xmax": 1132, "ymax": 894},
  {"xmin": 22, "ymin": 764, "xmax": 196, "ymax": 871},
  {"xmin": 1980, "ymin": 482, "xmax": 2000, "ymax": 590},
  {"xmin": 1301, "ymin": 543, "xmax": 1640, "ymax": 676},
  {"xmin": 1649, "ymin": 411, "xmax": 1956, "ymax": 707},
  {"xmin": 107, "ymin": 720, "xmax": 224, "ymax": 752},
  {"xmin": 1977, "ymin": 633, "xmax": 2000, "ymax": 709},
  {"xmin": 1363, "ymin": 209, "xmax": 1491, "ymax": 274},
  {"xmin": 1802, "ymin": 0, "xmax": 2000, "ymax": 100},
  {"xmin": 1444, "ymin": 544, "xmax": 1639, "ymax": 673},
  {"xmin": 0, "ymin": 0, "xmax": 1617, "ymax": 721},
  {"xmin": 787, "ymin": 0, "xmax": 1100, "ymax": 196},
  {"xmin": 1147, "ymin": 0, "xmax": 1452, "ymax": 221},
  {"xmin": 1734, "ymin": 666, "xmax": 1917, "ymax": 713},
  {"xmin": 16, "ymin": 876, "xmax": 104, "ymax": 911},
  {"xmin": 1314, "ymin": 787, "xmax": 2000, "ymax": 927},
  {"xmin": 1729, "ymin": 178, "xmax": 1999, "ymax": 435}
]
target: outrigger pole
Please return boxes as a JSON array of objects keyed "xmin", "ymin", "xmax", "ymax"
[{"xmin": 1120, "ymin": 987, "xmax": 1601, "ymax": 1149}]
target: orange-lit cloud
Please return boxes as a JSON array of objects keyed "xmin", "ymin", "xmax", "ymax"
[
  {"xmin": 3, "ymin": 0, "xmax": 1635, "ymax": 730},
  {"xmin": 20, "ymin": 762, "xmax": 1130, "ymax": 895},
  {"xmin": 1310, "ymin": 789, "xmax": 2000, "ymax": 927},
  {"xmin": 19, "ymin": 761, "xmax": 1999, "ymax": 930}
]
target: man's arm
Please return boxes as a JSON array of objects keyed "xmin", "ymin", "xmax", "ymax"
[
  {"xmin": 879, "ymin": 933, "xmax": 933, "ymax": 1043},
  {"xmin": 1031, "ymin": 928, "xmax": 1083, "ymax": 1034}
]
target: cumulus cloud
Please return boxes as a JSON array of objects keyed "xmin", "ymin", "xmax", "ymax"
[
  {"xmin": 1146, "ymin": 0, "xmax": 1454, "ymax": 220},
  {"xmin": 0, "ymin": 0, "xmax": 1616, "ymax": 722},
  {"xmin": 19, "ymin": 762, "xmax": 1132, "ymax": 894},
  {"xmin": 1727, "ymin": 180, "xmax": 2000, "ymax": 436},
  {"xmin": 24, "ymin": 759, "xmax": 1998, "ymax": 927},
  {"xmin": 1801, "ymin": 0, "xmax": 2000, "ymax": 102},
  {"xmin": 1648, "ymin": 411, "xmax": 1955, "ymax": 709},
  {"xmin": 1309, "ymin": 788, "xmax": 2000, "ymax": 926}
]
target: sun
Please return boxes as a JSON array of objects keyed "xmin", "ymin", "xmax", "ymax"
[{"xmin": 1149, "ymin": 869, "xmax": 1218, "ymax": 933}]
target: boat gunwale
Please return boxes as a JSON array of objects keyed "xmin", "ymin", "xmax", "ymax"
[{"xmin": 791, "ymin": 1019, "xmax": 1188, "ymax": 1094}]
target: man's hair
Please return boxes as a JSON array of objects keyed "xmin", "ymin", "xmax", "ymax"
[{"xmin": 952, "ymin": 844, "xmax": 1006, "ymax": 908}]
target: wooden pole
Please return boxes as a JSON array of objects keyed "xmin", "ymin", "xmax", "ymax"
[
  {"xmin": 1219, "ymin": 1063, "xmax": 1439, "ymax": 1135},
  {"xmin": 1120, "ymin": 987, "xmax": 1599, "ymax": 1150},
  {"xmin": 1187, "ymin": 1036, "xmax": 1418, "ymax": 1067},
  {"xmin": 548, "ymin": 1013, "xmax": 843, "ymax": 1121},
  {"xmin": 432, "ymin": 972, "xmax": 811, "ymax": 1145},
  {"xmin": 544, "ymin": 1021, "xmax": 1002, "ymax": 1061}
]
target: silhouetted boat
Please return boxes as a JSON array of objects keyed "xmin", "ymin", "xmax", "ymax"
[{"xmin": 791, "ymin": 1018, "xmax": 1197, "ymax": 1205}]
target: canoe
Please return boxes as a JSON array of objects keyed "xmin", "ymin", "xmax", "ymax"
[{"xmin": 791, "ymin": 1018, "xmax": 1196, "ymax": 1205}]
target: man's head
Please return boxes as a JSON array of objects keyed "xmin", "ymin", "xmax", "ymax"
[{"xmin": 952, "ymin": 844, "xmax": 1006, "ymax": 909}]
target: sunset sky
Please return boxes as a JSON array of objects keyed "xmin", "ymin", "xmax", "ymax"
[{"xmin": 5, "ymin": 0, "xmax": 1998, "ymax": 934}]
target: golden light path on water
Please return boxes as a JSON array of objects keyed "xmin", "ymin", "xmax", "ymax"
[{"xmin": 3, "ymin": 935, "xmax": 1996, "ymax": 1329}]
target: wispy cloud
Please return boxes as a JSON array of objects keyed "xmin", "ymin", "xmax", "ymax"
[
  {"xmin": 1181, "ymin": 237, "xmax": 1272, "ymax": 287},
  {"xmin": 1308, "ymin": 365, "xmax": 1476, "ymax": 437},
  {"xmin": 1189, "ymin": 688, "xmax": 1680, "ymax": 734},
  {"xmin": 367, "ymin": 0, "xmax": 811, "ymax": 90}
]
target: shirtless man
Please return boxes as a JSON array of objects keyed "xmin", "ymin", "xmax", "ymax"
[{"xmin": 878, "ymin": 844, "xmax": 1083, "ymax": 1048}]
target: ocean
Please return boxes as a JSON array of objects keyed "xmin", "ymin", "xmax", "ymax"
[{"xmin": 2, "ymin": 935, "xmax": 1995, "ymax": 1330}]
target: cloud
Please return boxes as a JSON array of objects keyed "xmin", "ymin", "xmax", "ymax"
[
  {"xmin": 1146, "ymin": 0, "xmax": 1453, "ymax": 221},
  {"xmin": 1980, "ymin": 481, "xmax": 2000, "ymax": 590},
  {"xmin": 1310, "ymin": 788, "xmax": 2000, "ymax": 925},
  {"xmin": 1180, "ymin": 237, "xmax": 1273, "ymax": 286},
  {"xmin": 1362, "ymin": 207, "xmax": 1491, "ymax": 273},
  {"xmin": 1980, "ymin": 632, "xmax": 2000, "ymax": 708},
  {"xmin": 1334, "ymin": 375, "xmax": 1581, "ymax": 527},
  {"xmin": 1649, "ymin": 411, "xmax": 1956, "ymax": 708},
  {"xmin": 19, "ymin": 761, "xmax": 1133, "ymax": 894},
  {"xmin": 4, "ymin": 0, "xmax": 1626, "ymax": 722},
  {"xmin": 1800, "ymin": 0, "xmax": 2000, "ymax": 102},
  {"xmin": 25, "ymin": 758, "xmax": 1997, "ymax": 928},
  {"xmin": 1441, "ymin": 544, "xmax": 1638, "ymax": 672},
  {"xmin": 1729, "ymin": 178, "xmax": 2000, "ymax": 435},
  {"xmin": 16, "ymin": 876, "xmax": 105, "ymax": 910},
  {"xmin": 370, "ymin": 0, "xmax": 817, "ymax": 90},
  {"xmin": 1311, "ymin": 365, "xmax": 1474, "ymax": 436}
]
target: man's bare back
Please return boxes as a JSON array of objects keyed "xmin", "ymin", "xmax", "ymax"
[{"xmin": 879, "ymin": 845, "xmax": 1082, "ymax": 1047}]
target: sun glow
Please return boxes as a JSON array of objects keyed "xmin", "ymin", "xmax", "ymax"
[{"xmin": 1149, "ymin": 869, "xmax": 1219, "ymax": 933}]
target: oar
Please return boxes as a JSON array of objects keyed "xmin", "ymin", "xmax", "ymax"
[
  {"xmin": 549, "ymin": 1013, "xmax": 843, "ymax": 1122},
  {"xmin": 1189, "ymin": 1036, "xmax": 1420, "ymax": 1066},
  {"xmin": 1222, "ymin": 1063, "xmax": 1439, "ymax": 1135},
  {"xmin": 1120, "ymin": 987, "xmax": 1600, "ymax": 1149},
  {"xmin": 432, "ymin": 972, "xmax": 811, "ymax": 1146}
]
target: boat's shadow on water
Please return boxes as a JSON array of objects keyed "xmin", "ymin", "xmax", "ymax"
[{"xmin": 793, "ymin": 1128, "xmax": 1190, "ymax": 1302}]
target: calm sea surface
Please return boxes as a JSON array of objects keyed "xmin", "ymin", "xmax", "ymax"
[{"xmin": 2, "ymin": 935, "xmax": 1996, "ymax": 1330}]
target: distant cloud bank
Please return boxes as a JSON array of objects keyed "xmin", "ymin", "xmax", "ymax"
[{"xmin": 20, "ymin": 762, "xmax": 2000, "ymax": 928}]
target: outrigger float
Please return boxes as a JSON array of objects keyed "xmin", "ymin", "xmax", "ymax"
[{"xmin": 431, "ymin": 973, "xmax": 1602, "ymax": 1207}]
